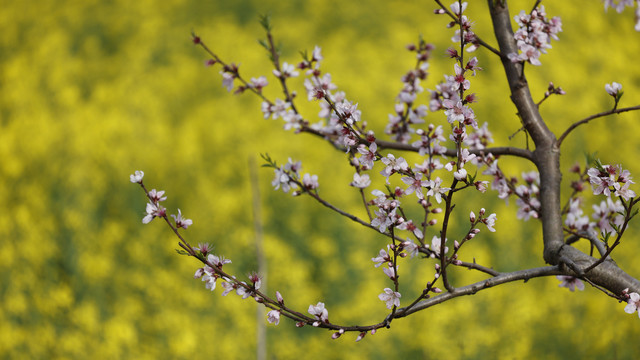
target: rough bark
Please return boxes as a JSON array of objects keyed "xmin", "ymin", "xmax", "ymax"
[{"xmin": 488, "ymin": 0, "xmax": 640, "ymax": 294}]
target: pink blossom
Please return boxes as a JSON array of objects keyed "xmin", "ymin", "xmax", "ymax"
[
  {"xmin": 450, "ymin": 1, "xmax": 467, "ymax": 15},
  {"xmin": 302, "ymin": 173, "xmax": 319, "ymax": 190},
  {"xmin": 380, "ymin": 154, "xmax": 409, "ymax": 181},
  {"xmin": 401, "ymin": 240, "xmax": 420, "ymax": 257},
  {"xmin": 249, "ymin": 272, "xmax": 262, "ymax": 290},
  {"xmin": 426, "ymin": 177, "xmax": 449, "ymax": 204},
  {"xmin": 624, "ymin": 292, "xmax": 640, "ymax": 318},
  {"xmin": 273, "ymin": 62, "xmax": 299, "ymax": 78},
  {"xmin": 202, "ymin": 272, "xmax": 218, "ymax": 291},
  {"xmin": 267, "ymin": 310, "xmax": 281, "ymax": 325},
  {"xmin": 250, "ymin": 76, "xmax": 268, "ymax": 91},
  {"xmin": 129, "ymin": 170, "xmax": 144, "ymax": 184},
  {"xmin": 556, "ymin": 275, "xmax": 584, "ymax": 292},
  {"xmin": 308, "ymin": 302, "xmax": 329, "ymax": 323},
  {"xmin": 371, "ymin": 208, "xmax": 395, "ymax": 233},
  {"xmin": 236, "ymin": 282, "xmax": 252, "ymax": 299},
  {"xmin": 592, "ymin": 198, "xmax": 625, "ymax": 235},
  {"xmin": 194, "ymin": 242, "xmax": 212, "ymax": 255},
  {"xmin": 430, "ymin": 235, "xmax": 448, "ymax": 258},
  {"xmin": 142, "ymin": 201, "xmax": 166, "ymax": 224},
  {"xmin": 605, "ymin": 82, "xmax": 622, "ymax": 96},
  {"xmin": 208, "ymin": 254, "xmax": 232, "ymax": 267},
  {"xmin": 397, "ymin": 220, "xmax": 423, "ymax": 240},
  {"xmin": 357, "ymin": 142, "xmax": 377, "ymax": 170},
  {"xmin": 220, "ymin": 71, "xmax": 235, "ymax": 92},
  {"xmin": 272, "ymin": 166, "xmax": 292, "ymax": 193},
  {"xmin": 171, "ymin": 209, "xmax": 193, "ymax": 229},
  {"xmin": 221, "ymin": 281, "xmax": 235, "ymax": 296},
  {"xmin": 336, "ymin": 100, "xmax": 361, "ymax": 125},
  {"xmin": 402, "ymin": 173, "xmax": 428, "ymax": 199},
  {"xmin": 383, "ymin": 264, "xmax": 397, "ymax": 280},
  {"xmin": 351, "ymin": 173, "xmax": 371, "ymax": 189},
  {"xmin": 312, "ymin": 45, "xmax": 323, "ymax": 62},
  {"xmin": 148, "ymin": 189, "xmax": 167, "ymax": 203},
  {"xmin": 482, "ymin": 212, "xmax": 497, "ymax": 232},
  {"xmin": 454, "ymin": 167, "xmax": 468, "ymax": 181},
  {"xmin": 614, "ymin": 181, "xmax": 636, "ymax": 201},
  {"xmin": 378, "ymin": 288, "xmax": 402, "ymax": 309},
  {"xmin": 372, "ymin": 247, "xmax": 391, "ymax": 267}
]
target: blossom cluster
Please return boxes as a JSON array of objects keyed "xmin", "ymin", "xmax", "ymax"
[
  {"xmin": 385, "ymin": 39, "xmax": 432, "ymax": 143},
  {"xmin": 129, "ymin": 170, "xmax": 193, "ymax": 229},
  {"xmin": 508, "ymin": 6, "xmax": 562, "ymax": 66},
  {"xmin": 587, "ymin": 163, "xmax": 636, "ymax": 201},
  {"xmin": 269, "ymin": 157, "xmax": 319, "ymax": 195}
]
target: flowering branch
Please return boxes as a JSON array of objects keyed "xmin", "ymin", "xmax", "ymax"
[{"xmin": 131, "ymin": 0, "xmax": 640, "ymax": 343}]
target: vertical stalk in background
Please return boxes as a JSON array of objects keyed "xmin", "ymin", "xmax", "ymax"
[{"xmin": 249, "ymin": 156, "xmax": 267, "ymax": 360}]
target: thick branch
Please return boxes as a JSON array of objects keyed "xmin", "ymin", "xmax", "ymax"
[
  {"xmin": 488, "ymin": 1, "xmax": 564, "ymax": 264},
  {"xmin": 487, "ymin": 1, "xmax": 640, "ymax": 294},
  {"xmin": 395, "ymin": 266, "xmax": 562, "ymax": 317}
]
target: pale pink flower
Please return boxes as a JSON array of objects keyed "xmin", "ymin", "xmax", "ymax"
[
  {"xmin": 483, "ymin": 212, "xmax": 497, "ymax": 232},
  {"xmin": 614, "ymin": 181, "xmax": 636, "ymax": 201},
  {"xmin": 171, "ymin": 209, "xmax": 193, "ymax": 229},
  {"xmin": 380, "ymin": 154, "xmax": 409, "ymax": 181},
  {"xmin": 250, "ymin": 76, "xmax": 268, "ymax": 91},
  {"xmin": 401, "ymin": 240, "xmax": 420, "ymax": 257},
  {"xmin": 357, "ymin": 142, "xmax": 377, "ymax": 170},
  {"xmin": 220, "ymin": 71, "xmax": 234, "ymax": 92},
  {"xmin": 372, "ymin": 247, "xmax": 391, "ymax": 267},
  {"xmin": 308, "ymin": 302, "xmax": 329, "ymax": 323},
  {"xmin": 236, "ymin": 282, "xmax": 252, "ymax": 299},
  {"xmin": 302, "ymin": 173, "xmax": 319, "ymax": 190},
  {"xmin": 450, "ymin": 1, "xmax": 468, "ymax": 15},
  {"xmin": 272, "ymin": 166, "xmax": 292, "ymax": 193},
  {"xmin": 426, "ymin": 177, "xmax": 449, "ymax": 203},
  {"xmin": 142, "ymin": 201, "xmax": 165, "ymax": 224},
  {"xmin": 556, "ymin": 275, "xmax": 584, "ymax": 292},
  {"xmin": 202, "ymin": 273, "xmax": 217, "ymax": 291},
  {"xmin": 351, "ymin": 173, "xmax": 371, "ymax": 189},
  {"xmin": 402, "ymin": 173, "xmax": 428, "ymax": 199},
  {"xmin": 249, "ymin": 272, "xmax": 262, "ymax": 290},
  {"xmin": 273, "ymin": 62, "xmax": 299, "ymax": 78},
  {"xmin": 383, "ymin": 265, "xmax": 397, "ymax": 280},
  {"xmin": 221, "ymin": 281, "xmax": 235, "ymax": 296},
  {"xmin": 397, "ymin": 220, "xmax": 423, "ymax": 240},
  {"xmin": 129, "ymin": 170, "xmax": 144, "ymax": 183},
  {"xmin": 148, "ymin": 189, "xmax": 167, "ymax": 203},
  {"xmin": 208, "ymin": 254, "xmax": 232, "ymax": 267},
  {"xmin": 267, "ymin": 310, "xmax": 281, "ymax": 325},
  {"xmin": 371, "ymin": 208, "xmax": 395, "ymax": 233},
  {"xmin": 378, "ymin": 288, "xmax": 401, "ymax": 309},
  {"xmin": 312, "ymin": 45, "xmax": 323, "ymax": 62},
  {"xmin": 605, "ymin": 82, "xmax": 622, "ymax": 96},
  {"xmin": 624, "ymin": 292, "xmax": 640, "ymax": 317},
  {"xmin": 430, "ymin": 235, "xmax": 448, "ymax": 258}
]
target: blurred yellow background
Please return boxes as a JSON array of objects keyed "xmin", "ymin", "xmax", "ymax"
[{"xmin": 1, "ymin": 0, "xmax": 640, "ymax": 358}]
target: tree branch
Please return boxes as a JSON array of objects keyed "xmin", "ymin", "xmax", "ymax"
[
  {"xmin": 557, "ymin": 104, "xmax": 640, "ymax": 147},
  {"xmin": 394, "ymin": 266, "xmax": 562, "ymax": 318}
]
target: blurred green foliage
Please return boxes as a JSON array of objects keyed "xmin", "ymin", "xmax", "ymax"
[{"xmin": 1, "ymin": 0, "xmax": 640, "ymax": 358}]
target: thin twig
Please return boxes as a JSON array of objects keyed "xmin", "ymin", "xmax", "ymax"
[{"xmin": 557, "ymin": 105, "xmax": 640, "ymax": 147}]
